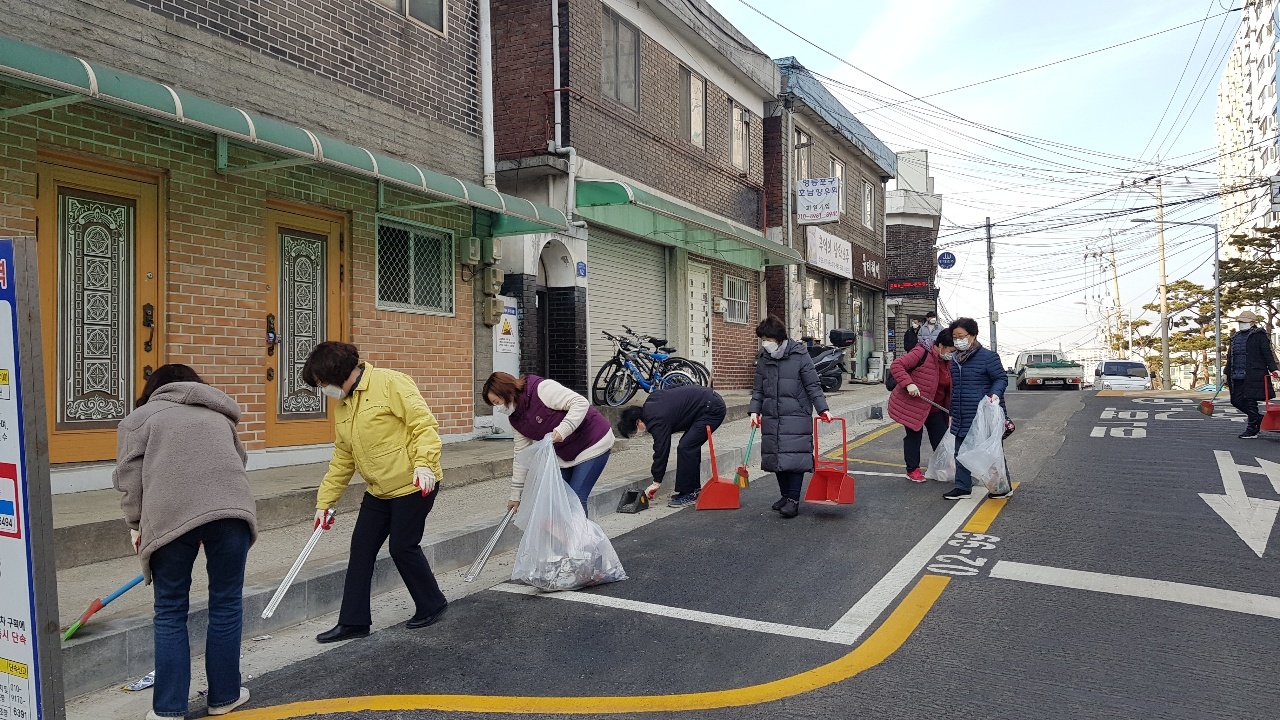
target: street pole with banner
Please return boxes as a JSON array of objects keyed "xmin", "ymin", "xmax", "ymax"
[{"xmin": 0, "ymin": 237, "xmax": 63, "ymax": 720}]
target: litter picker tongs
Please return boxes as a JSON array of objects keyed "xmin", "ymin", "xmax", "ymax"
[
  {"xmin": 262, "ymin": 509, "xmax": 334, "ymax": 619},
  {"xmin": 464, "ymin": 507, "xmax": 517, "ymax": 582}
]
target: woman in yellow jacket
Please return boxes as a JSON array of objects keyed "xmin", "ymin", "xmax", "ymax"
[{"xmin": 302, "ymin": 341, "xmax": 448, "ymax": 643}]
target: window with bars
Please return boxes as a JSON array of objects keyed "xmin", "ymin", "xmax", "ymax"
[
  {"xmin": 602, "ymin": 8, "xmax": 640, "ymax": 109},
  {"xmin": 370, "ymin": 0, "xmax": 445, "ymax": 33},
  {"xmin": 724, "ymin": 276, "xmax": 750, "ymax": 324},
  {"xmin": 377, "ymin": 219, "xmax": 455, "ymax": 315}
]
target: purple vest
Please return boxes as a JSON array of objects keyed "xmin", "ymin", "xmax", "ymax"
[{"xmin": 509, "ymin": 375, "xmax": 612, "ymax": 463}]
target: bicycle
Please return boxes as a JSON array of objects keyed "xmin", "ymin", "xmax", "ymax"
[
  {"xmin": 595, "ymin": 332, "xmax": 698, "ymax": 406},
  {"xmin": 620, "ymin": 325, "xmax": 712, "ymax": 386}
]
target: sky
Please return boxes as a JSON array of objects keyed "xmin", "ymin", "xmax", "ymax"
[{"xmin": 706, "ymin": 0, "xmax": 1242, "ymax": 362}]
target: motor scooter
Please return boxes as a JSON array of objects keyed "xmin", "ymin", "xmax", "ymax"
[{"xmin": 802, "ymin": 330, "xmax": 856, "ymax": 392}]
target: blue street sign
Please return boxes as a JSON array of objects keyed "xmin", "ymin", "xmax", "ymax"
[{"xmin": 938, "ymin": 251, "xmax": 956, "ymax": 270}]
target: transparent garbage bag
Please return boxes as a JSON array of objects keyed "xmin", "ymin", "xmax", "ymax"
[
  {"xmin": 956, "ymin": 398, "xmax": 1011, "ymax": 495},
  {"xmin": 511, "ymin": 437, "xmax": 627, "ymax": 592},
  {"xmin": 923, "ymin": 431, "xmax": 956, "ymax": 483}
]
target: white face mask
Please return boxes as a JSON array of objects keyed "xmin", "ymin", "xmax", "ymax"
[
  {"xmin": 761, "ymin": 340, "xmax": 780, "ymax": 354},
  {"xmin": 911, "ymin": 322, "xmax": 920, "ymax": 329},
  {"xmin": 941, "ymin": 351, "xmax": 956, "ymax": 361},
  {"xmin": 953, "ymin": 338, "xmax": 971, "ymax": 352},
  {"xmin": 320, "ymin": 384, "xmax": 346, "ymax": 399},
  {"xmin": 1238, "ymin": 321, "xmax": 1254, "ymax": 332},
  {"xmin": 492, "ymin": 404, "xmax": 512, "ymax": 416}
]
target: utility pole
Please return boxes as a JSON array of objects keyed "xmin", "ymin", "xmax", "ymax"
[
  {"xmin": 1110, "ymin": 239, "xmax": 1122, "ymax": 357},
  {"xmin": 985, "ymin": 216, "xmax": 998, "ymax": 353},
  {"xmin": 1155, "ymin": 177, "xmax": 1170, "ymax": 390}
]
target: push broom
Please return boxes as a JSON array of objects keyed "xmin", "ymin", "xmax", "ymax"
[
  {"xmin": 734, "ymin": 425, "xmax": 756, "ymax": 488},
  {"xmin": 62, "ymin": 574, "xmax": 145, "ymax": 641}
]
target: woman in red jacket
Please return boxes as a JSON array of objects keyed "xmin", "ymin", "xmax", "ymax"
[{"xmin": 888, "ymin": 328, "xmax": 955, "ymax": 482}]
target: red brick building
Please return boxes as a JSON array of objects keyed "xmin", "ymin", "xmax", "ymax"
[{"xmin": 491, "ymin": 0, "xmax": 801, "ymax": 396}]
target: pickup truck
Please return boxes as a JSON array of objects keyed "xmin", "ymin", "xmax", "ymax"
[{"xmin": 1014, "ymin": 350, "xmax": 1085, "ymax": 390}]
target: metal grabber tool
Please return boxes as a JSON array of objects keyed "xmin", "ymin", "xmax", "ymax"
[
  {"xmin": 262, "ymin": 509, "xmax": 334, "ymax": 619},
  {"xmin": 464, "ymin": 507, "xmax": 517, "ymax": 582}
]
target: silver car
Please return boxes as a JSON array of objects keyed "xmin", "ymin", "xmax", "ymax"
[{"xmin": 1095, "ymin": 360, "xmax": 1152, "ymax": 391}]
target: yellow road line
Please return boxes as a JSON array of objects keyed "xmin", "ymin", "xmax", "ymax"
[
  {"xmin": 823, "ymin": 423, "xmax": 901, "ymax": 459},
  {"xmin": 962, "ymin": 482, "xmax": 1021, "ymax": 534},
  {"xmin": 230, "ymin": 575, "xmax": 950, "ymax": 718}
]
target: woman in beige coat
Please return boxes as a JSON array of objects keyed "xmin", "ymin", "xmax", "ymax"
[{"xmin": 114, "ymin": 364, "xmax": 257, "ymax": 719}]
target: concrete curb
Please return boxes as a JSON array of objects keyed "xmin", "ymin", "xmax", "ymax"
[{"xmin": 59, "ymin": 396, "xmax": 887, "ymax": 698}]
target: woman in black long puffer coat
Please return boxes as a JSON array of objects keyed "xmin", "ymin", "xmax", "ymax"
[{"xmin": 748, "ymin": 316, "xmax": 832, "ymax": 518}]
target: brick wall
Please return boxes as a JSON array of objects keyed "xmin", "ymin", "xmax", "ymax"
[
  {"xmin": 493, "ymin": 0, "xmax": 558, "ymax": 157},
  {"xmin": 546, "ymin": 286, "xmax": 588, "ymax": 394},
  {"xmin": 697, "ymin": 256, "xmax": 759, "ymax": 390},
  {"xmin": 886, "ymin": 223, "xmax": 939, "ymax": 294},
  {"xmin": 1, "ymin": 85, "xmax": 477, "ymax": 453},
  {"xmin": 4, "ymin": 0, "xmax": 482, "ymax": 178}
]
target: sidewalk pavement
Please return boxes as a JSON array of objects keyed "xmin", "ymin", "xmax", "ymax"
[{"xmin": 55, "ymin": 384, "xmax": 889, "ymax": 698}]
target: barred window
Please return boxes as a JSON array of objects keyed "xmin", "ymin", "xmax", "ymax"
[
  {"xmin": 377, "ymin": 219, "xmax": 455, "ymax": 315},
  {"xmin": 724, "ymin": 276, "xmax": 750, "ymax": 324}
]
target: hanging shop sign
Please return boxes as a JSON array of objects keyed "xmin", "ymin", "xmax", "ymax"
[
  {"xmin": 805, "ymin": 226, "xmax": 852, "ymax": 278},
  {"xmin": 796, "ymin": 177, "xmax": 841, "ymax": 225}
]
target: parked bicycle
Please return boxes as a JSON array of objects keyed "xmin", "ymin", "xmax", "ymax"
[
  {"xmin": 620, "ymin": 325, "xmax": 712, "ymax": 386},
  {"xmin": 592, "ymin": 332, "xmax": 699, "ymax": 406}
]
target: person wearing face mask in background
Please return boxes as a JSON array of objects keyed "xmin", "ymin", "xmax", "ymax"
[
  {"xmin": 482, "ymin": 372, "xmax": 614, "ymax": 514},
  {"xmin": 1225, "ymin": 311, "xmax": 1280, "ymax": 439},
  {"xmin": 301, "ymin": 341, "xmax": 448, "ymax": 644},
  {"xmin": 615, "ymin": 384, "xmax": 726, "ymax": 507},
  {"xmin": 916, "ymin": 311, "xmax": 942, "ymax": 349},
  {"xmin": 943, "ymin": 318, "xmax": 1013, "ymax": 501},
  {"xmin": 904, "ymin": 318, "xmax": 921, "ymax": 353},
  {"xmin": 749, "ymin": 315, "xmax": 834, "ymax": 518},
  {"xmin": 888, "ymin": 328, "xmax": 955, "ymax": 482}
]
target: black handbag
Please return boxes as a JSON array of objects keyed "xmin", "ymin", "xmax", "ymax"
[{"xmin": 885, "ymin": 351, "xmax": 929, "ymax": 391}]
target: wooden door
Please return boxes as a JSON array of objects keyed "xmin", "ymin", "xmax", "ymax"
[
  {"xmin": 263, "ymin": 207, "xmax": 344, "ymax": 447},
  {"xmin": 36, "ymin": 163, "xmax": 161, "ymax": 463}
]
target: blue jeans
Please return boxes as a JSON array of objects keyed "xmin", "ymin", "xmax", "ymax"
[
  {"xmin": 149, "ymin": 518, "xmax": 252, "ymax": 717},
  {"xmin": 561, "ymin": 451, "xmax": 611, "ymax": 513},
  {"xmin": 952, "ymin": 434, "xmax": 1012, "ymax": 493}
]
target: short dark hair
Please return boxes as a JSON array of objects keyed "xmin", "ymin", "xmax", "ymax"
[
  {"xmin": 617, "ymin": 406, "xmax": 645, "ymax": 438},
  {"xmin": 925, "ymin": 311, "xmax": 937, "ymax": 319},
  {"xmin": 301, "ymin": 341, "xmax": 361, "ymax": 387},
  {"xmin": 950, "ymin": 317, "xmax": 979, "ymax": 337},
  {"xmin": 934, "ymin": 328, "xmax": 954, "ymax": 349},
  {"xmin": 137, "ymin": 364, "xmax": 203, "ymax": 406},
  {"xmin": 755, "ymin": 315, "xmax": 787, "ymax": 342}
]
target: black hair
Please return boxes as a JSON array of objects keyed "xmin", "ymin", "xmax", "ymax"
[
  {"xmin": 925, "ymin": 310, "xmax": 937, "ymax": 319},
  {"xmin": 934, "ymin": 328, "xmax": 955, "ymax": 349},
  {"xmin": 755, "ymin": 315, "xmax": 787, "ymax": 342},
  {"xmin": 301, "ymin": 341, "xmax": 361, "ymax": 387},
  {"xmin": 617, "ymin": 406, "xmax": 645, "ymax": 438},
  {"xmin": 949, "ymin": 317, "xmax": 980, "ymax": 337},
  {"xmin": 137, "ymin": 364, "xmax": 203, "ymax": 406}
]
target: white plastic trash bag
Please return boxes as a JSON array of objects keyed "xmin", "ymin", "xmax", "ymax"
[
  {"xmin": 511, "ymin": 437, "xmax": 627, "ymax": 592},
  {"xmin": 956, "ymin": 398, "xmax": 1011, "ymax": 495},
  {"xmin": 924, "ymin": 432, "xmax": 956, "ymax": 483}
]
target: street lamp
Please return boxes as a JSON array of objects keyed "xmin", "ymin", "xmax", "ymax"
[{"xmin": 1131, "ymin": 218, "xmax": 1222, "ymax": 388}]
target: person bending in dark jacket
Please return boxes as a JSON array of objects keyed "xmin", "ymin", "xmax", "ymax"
[
  {"xmin": 945, "ymin": 317, "xmax": 1013, "ymax": 501},
  {"xmin": 1225, "ymin": 310, "xmax": 1280, "ymax": 439},
  {"xmin": 617, "ymin": 385, "xmax": 726, "ymax": 507}
]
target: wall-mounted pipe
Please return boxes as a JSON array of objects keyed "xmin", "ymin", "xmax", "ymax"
[{"xmin": 479, "ymin": 0, "xmax": 497, "ymax": 189}]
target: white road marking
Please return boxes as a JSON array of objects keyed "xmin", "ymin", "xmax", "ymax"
[
  {"xmin": 990, "ymin": 561, "xmax": 1280, "ymax": 619},
  {"xmin": 492, "ymin": 489, "xmax": 987, "ymax": 645},
  {"xmin": 492, "ymin": 583, "xmax": 859, "ymax": 645},
  {"xmin": 845, "ymin": 470, "xmax": 911, "ymax": 478},
  {"xmin": 1199, "ymin": 451, "xmax": 1280, "ymax": 558}
]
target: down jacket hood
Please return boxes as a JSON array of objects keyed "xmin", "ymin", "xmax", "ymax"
[{"xmin": 139, "ymin": 381, "xmax": 242, "ymax": 424}]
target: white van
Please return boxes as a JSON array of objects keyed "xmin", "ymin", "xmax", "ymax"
[{"xmin": 1094, "ymin": 360, "xmax": 1152, "ymax": 391}]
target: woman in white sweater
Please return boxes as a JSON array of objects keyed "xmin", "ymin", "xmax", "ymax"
[{"xmin": 482, "ymin": 372, "xmax": 614, "ymax": 513}]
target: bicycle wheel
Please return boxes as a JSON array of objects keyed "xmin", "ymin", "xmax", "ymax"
[
  {"xmin": 591, "ymin": 360, "xmax": 625, "ymax": 405},
  {"xmin": 657, "ymin": 370, "xmax": 698, "ymax": 390},
  {"xmin": 663, "ymin": 358, "xmax": 711, "ymax": 386},
  {"xmin": 603, "ymin": 370, "xmax": 639, "ymax": 406}
]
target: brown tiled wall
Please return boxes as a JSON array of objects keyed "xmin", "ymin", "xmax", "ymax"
[{"xmin": 697, "ymin": 256, "xmax": 760, "ymax": 390}]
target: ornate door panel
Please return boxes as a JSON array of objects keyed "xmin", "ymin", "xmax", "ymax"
[
  {"xmin": 687, "ymin": 264, "xmax": 712, "ymax": 370},
  {"xmin": 37, "ymin": 164, "xmax": 161, "ymax": 463},
  {"xmin": 264, "ymin": 208, "xmax": 344, "ymax": 447}
]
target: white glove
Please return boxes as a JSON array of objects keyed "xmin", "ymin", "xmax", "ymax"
[
  {"xmin": 906, "ymin": 384, "xmax": 920, "ymax": 397},
  {"xmin": 645, "ymin": 482, "xmax": 662, "ymax": 500},
  {"xmin": 314, "ymin": 509, "xmax": 335, "ymax": 530},
  {"xmin": 413, "ymin": 467, "xmax": 438, "ymax": 495},
  {"xmin": 129, "ymin": 529, "xmax": 141, "ymax": 554},
  {"xmin": 749, "ymin": 413, "xmax": 761, "ymax": 428}
]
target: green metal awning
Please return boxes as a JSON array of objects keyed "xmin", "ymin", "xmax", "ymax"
[
  {"xmin": 575, "ymin": 180, "xmax": 801, "ymax": 269},
  {"xmin": 0, "ymin": 35, "xmax": 566, "ymax": 236}
]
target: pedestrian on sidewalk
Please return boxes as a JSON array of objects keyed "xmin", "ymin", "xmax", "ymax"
[
  {"xmin": 483, "ymin": 372, "xmax": 614, "ymax": 515},
  {"xmin": 916, "ymin": 311, "xmax": 942, "ymax": 348},
  {"xmin": 904, "ymin": 318, "xmax": 921, "ymax": 353},
  {"xmin": 1225, "ymin": 310, "xmax": 1280, "ymax": 439},
  {"xmin": 748, "ymin": 315, "xmax": 833, "ymax": 518},
  {"xmin": 303, "ymin": 342, "xmax": 449, "ymax": 644},
  {"xmin": 113, "ymin": 364, "xmax": 257, "ymax": 719},
  {"xmin": 943, "ymin": 318, "xmax": 1012, "ymax": 501},
  {"xmin": 889, "ymin": 328, "xmax": 954, "ymax": 482},
  {"xmin": 616, "ymin": 385, "xmax": 726, "ymax": 507}
]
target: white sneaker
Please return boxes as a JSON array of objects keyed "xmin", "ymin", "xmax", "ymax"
[{"xmin": 208, "ymin": 687, "xmax": 250, "ymax": 715}]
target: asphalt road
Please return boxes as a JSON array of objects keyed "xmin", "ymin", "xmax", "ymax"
[{"xmin": 222, "ymin": 387, "xmax": 1280, "ymax": 719}]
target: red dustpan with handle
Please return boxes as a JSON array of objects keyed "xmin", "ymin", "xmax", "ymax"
[
  {"xmin": 1199, "ymin": 384, "xmax": 1225, "ymax": 416},
  {"xmin": 804, "ymin": 416, "xmax": 855, "ymax": 505},
  {"xmin": 696, "ymin": 425, "xmax": 740, "ymax": 510}
]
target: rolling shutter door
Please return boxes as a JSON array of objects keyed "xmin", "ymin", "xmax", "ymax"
[{"xmin": 588, "ymin": 229, "xmax": 668, "ymax": 372}]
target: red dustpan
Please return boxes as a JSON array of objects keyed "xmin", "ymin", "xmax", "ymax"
[
  {"xmin": 1263, "ymin": 379, "xmax": 1280, "ymax": 432},
  {"xmin": 804, "ymin": 416, "xmax": 855, "ymax": 505},
  {"xmin": 696, "ymin": 425, "xmax": 740, "ymax": 510}
]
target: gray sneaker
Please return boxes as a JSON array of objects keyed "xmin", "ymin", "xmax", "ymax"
[{"xmin": 668, "ymin": 491, "xmax": 699, "ymax": 508}]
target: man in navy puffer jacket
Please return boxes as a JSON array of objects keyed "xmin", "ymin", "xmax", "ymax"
[{"xmin": 944, "ymin": 317, "xmax": 1013, "ymax": 500}]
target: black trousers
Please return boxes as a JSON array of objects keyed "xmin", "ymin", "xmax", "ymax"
[
  {"xmin": 903, "ymin": 411, "xmax": 950, "ymax": 472},
  {"xmin": 776, "ymin": 471, "xmax": 805, "ymax": 501},
  {"xmin": 675, "ymin": 397, "xmax": 728, "ymax": 495},
  {"xmin": 1231, "ymin": 394, "xmax": 1264, "ymax": 428},
  {"xmin": 338, "ymin": 490, "xmax": 447, "ymax": 627}
]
